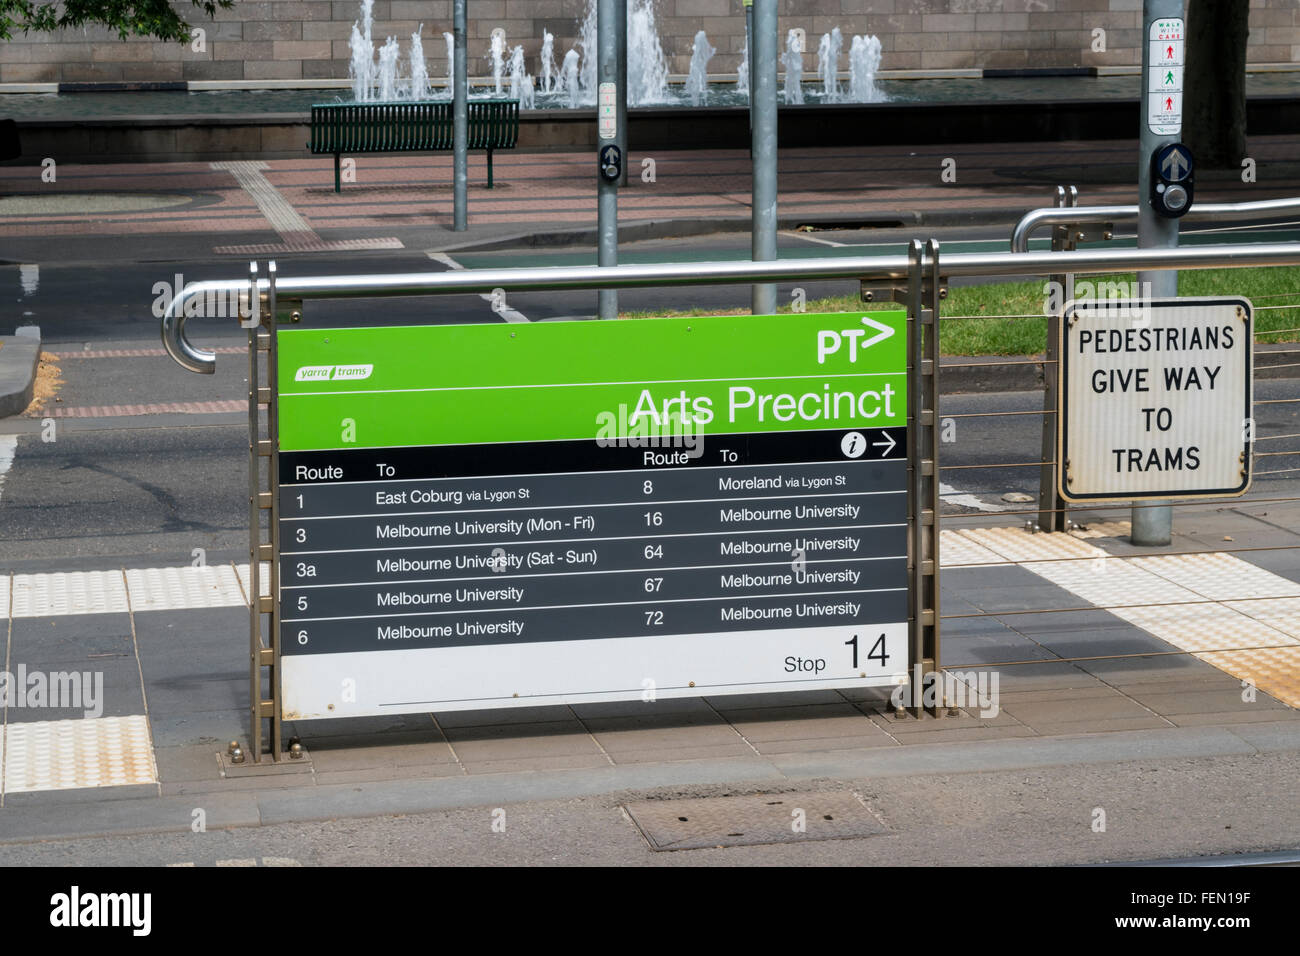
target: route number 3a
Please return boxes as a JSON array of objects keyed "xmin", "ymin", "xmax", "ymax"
[{"xmin": 845, "ymin": 633, "xmax": 889, "ymax": 668}]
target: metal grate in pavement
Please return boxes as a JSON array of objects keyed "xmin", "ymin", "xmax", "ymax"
[{"xmin": 624, "ymin": 790, "xmax": 886, "ymax": 852}]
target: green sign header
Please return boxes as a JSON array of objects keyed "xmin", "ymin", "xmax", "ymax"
[{"xmin": 276, "ymin": 311, "xmax": 907, "ymax": 451}]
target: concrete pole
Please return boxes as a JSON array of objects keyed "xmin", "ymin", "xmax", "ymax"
[
  {"xmin": 1131, "ymin": 0, "xmax": 1184, "ymax": 546},
  {"xmin": 750, "ymin": 0, "xmax": 777, "ymax": 315},
  {"xmin": 597, "ymin": 0, "xmax": 618, "ymax": 319},
  {"xmin": 452, "ymin": 0, "xmax": 468, "ymax": 232},
  {"xmin": 616, "ymin": 0, "xmax": 628, "ymax": 187}
]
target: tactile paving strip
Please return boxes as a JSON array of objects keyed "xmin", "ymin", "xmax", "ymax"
[
  {"xmin": 10, "ymin": 570, "xmax": 130, "ymax": 618},
  {"xmin": 1196, "ymin": 646, "xmax": 1300, "ymax": 708},
  {"xmin": 1130, "ymin": 553, "xmax": 1300, "ymax": 602},
  {"xmin": 125, "ymin": 565, "xmax": 248, "ymax": 612},
  {"xmin": 962, "ymin": 527, "xmax": 1300, "ymax": 708},
  {"xmin": 939, "ymin": 530, "xmax": 1009, "ymax": 568},
  {"xmin": 624, "ymin": 791, "xmax": 886, "ymax": 851},
  {"xmin": 1225, "ymin": 598, "xmax": 1300, "ymax": 642},
  {"xmin": 3, "ymin": 715, "xmax": 158, "ymax": 794}
]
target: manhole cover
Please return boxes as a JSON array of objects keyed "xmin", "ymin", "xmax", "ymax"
[{"xmin": 624, "ymin": 791, "xmax": 886, "ymax": 851}]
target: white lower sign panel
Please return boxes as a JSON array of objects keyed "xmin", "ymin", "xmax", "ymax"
[
  {"xmin": 1059, "ymin": 296, "xmax": 1252, "ymax": 501},
  {"xmin": 282, "ymin": 624, "xmax": 908, "ymax": 718}
]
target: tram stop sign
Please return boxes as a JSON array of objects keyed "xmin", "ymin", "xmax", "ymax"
[
  {"xmin": 274, "ymin": 311, "xmax": 912, "ymax": 719},
  {"xmin": 1059, "ymin": 296, "xmax": 1253, "ymax": 502}
]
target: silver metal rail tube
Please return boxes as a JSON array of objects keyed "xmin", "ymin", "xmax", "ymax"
[
  {"xmin": 1012, "ymin": 196, "xmax": 1300, "ymax": 253},
  {"xmin": 750, "ymin": 0, "xmax": 778, "ymax": 314},
  {"xmin": 453, "ymin": 0, "xmax": 468, "ymax": 232},
  {"xmin": 162, "ymin": 241, "xmax": 1300, "ymax": 373}
]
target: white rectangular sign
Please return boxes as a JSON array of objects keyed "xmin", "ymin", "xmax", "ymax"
[
  {"xmin": 1059, "ymin": 296, "xmax": 1253, "ymax": 502},
  {"xmin": 598, "ymin": 81, "xmax": 617, "ymax": 139},
  {"xmin": 1147, "ymin": 17, "xmax": 1184, "ymax": 134}
]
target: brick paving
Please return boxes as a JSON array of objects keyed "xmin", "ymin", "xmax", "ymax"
[{"xmin": 2, "ymin": 136, "xmax": 1296, "ymax": 248}]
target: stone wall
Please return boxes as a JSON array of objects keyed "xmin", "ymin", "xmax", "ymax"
[{"xmin": 0, "ymin": 0, "xmax": 1295, "ymax": 84}]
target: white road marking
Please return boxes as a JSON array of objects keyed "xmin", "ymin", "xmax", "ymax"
[
  {"xmin": 940, "ymin": 482, "xmax": 1010, "ymax": 512},
  {"xmin": 19, "ymin": 264, "xmax": 38, "ymax": 295},
  {"xmin": 427, "ymin": 252, "xmax": 531, "ymax": 323},
  {"xmin": 781, "ymin": 230, "xmax": 845, "ymax": 247},
  {"xmin": 0, "ymin": 435, "xmax": 16, "ymax": 502},
  {"xmin": 210, "ymin": 160, "xmax": 402, "ymax": 255}
]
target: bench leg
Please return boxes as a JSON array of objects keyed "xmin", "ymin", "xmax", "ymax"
[
  {"xmin": 486, "ymin": 148, "xmax": 494, "ymax": 189},
  {"xmin": 335, "ymin": 153, "xmax": 341, "ymax": 193}
]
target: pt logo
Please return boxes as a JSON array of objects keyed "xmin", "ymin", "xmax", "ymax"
[{"xmin": 816, "ymin": 317, "xmax": 896, "ymax": 364}]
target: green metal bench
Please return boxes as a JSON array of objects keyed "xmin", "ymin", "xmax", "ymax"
[{"xmin": 308, "ymin": 99, "xmax": 520, "ymax": 193}]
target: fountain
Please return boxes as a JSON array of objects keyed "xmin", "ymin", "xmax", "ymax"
[
  {"xmin": 488, "ymin": 32, "xmax": 507, "ymax": 95},
  {"xmin": 347, "ymin": 0, "xmax": 375, "ymax": 102},
  {"xmin": 736, "ymin": 36, "xmax": 748, "ymax": 98},
  {"xmin": 408, "ymin": 28, "xmax": 429, "ymax": 100},
  {"xmin": 625, "ymin": 0, "xmax": 671, "ymax": 105},
  {"xmin": 443, "ymin": 32, "xmax": 454, "ymax": 97},
  {"xmin": 817, "ymin": 28, "xmax": 843, "ymax": 104},
  {"xmin": 376, "ymin": 36, "xmax": 400, "ymax": 101},
  {"xmin": 782, "ymin": 29, "xmax": 804, "ymax": 105},
  {"xmin": 848, "ymin": 35, "xmax": 884, "ymax": 103},
  {"xmin": 540, "ymin": 30, "xmax": 558, "ymax": 93},
  {"xmin": 578, "ymin": 1, "xmax": 597, "ymax": 101},
  {"xmin": 685, "ymin": 31, "xmax": 715, "ymax": 107},
  {"xmin": 339, "ymin": 0, "xmax": 884, "ymax": 109},
  {"xmin": 557, "ymin": 49, "xmax": 582, "ymax": 108},
  {"xmin": 507, "ymin": 45, "xmax": 536, "ymax": 109}
]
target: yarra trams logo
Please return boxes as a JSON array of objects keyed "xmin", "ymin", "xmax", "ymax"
[{"xmin": 294, "ymin": 364, "xmax": 374, "ymax": 382}]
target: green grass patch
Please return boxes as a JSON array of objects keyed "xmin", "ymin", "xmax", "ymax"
[{"xmin": 620, "ymin": 266, "xmax": 1300, "ymax": 355}]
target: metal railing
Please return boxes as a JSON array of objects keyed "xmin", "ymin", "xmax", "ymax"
[
  {"xmin": 162, "ymin": 237, "xmax": 1300, "ymax": 755},
  {"xmin": 163, "ymin": 241, "xmax": 1300, "ymax": 373},
  {"xmin": 1011, "ymin": 195, "xmax": 1300, "ymax": 253}
]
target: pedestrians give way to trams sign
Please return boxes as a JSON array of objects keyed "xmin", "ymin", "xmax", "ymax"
[{"xmin": 1058, "ymin": 297, "xmax": 1253, "ymax": 502}]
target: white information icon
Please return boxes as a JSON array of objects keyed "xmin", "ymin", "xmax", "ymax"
[{"xmin": 841, "ymin": 431, "xmax": 867, "ymax": 459}]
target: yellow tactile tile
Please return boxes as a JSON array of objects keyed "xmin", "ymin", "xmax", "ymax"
[
  {"xmin": 957, "ymin": 526, "xmax": 1103, "ymax": 562},
  {"xmin": 1129, "ymin": 552, "xmax": 1300, "ymax": 602},
  {"xmin": 957, "ymin": 528, "xmax": 1300, "ymax": 706},
  {"xmin": 1225, "ymin": 598, "xmax": 1300, "ymax": 642},
  {"xmin": 939, "ymin": 530, "xmax": 1009, "ymax": 568},
  {"xmin": 1195, "ymin": 646, "xmax": 1300, "ymax": 708},
  {"xmin": 3, "ymin": 715, "xmax": 158, "ymax": 794}
]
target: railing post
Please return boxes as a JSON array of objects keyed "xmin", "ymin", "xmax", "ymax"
[
  {"xmin": 905, "ymin": 239, "xmax": 942, "ymax": 717},
  {"xmin": 1038, "ymin": 185, "xmax": 1075, "ymax": 533}
]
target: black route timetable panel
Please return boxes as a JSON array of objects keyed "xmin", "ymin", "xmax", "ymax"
[{"xmin": 278, "ymin": 430, "xmax": 909, "ymax": 656}]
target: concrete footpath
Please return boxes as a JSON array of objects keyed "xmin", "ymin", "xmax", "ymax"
[{"xmin": 1, "ymin": 515, "xmax": 1298, "ymax": 860}]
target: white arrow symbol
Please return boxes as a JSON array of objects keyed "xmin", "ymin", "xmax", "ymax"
[
  {"xmin": 1162, "ymin": 148, "xmax": 1188, "ymax": 180},
  {"xmin": 872, "ymin": 430, "xmax": 897, "ymax": 456},
  {"xmin": 860, "ymin": 315, "xmax": 895, "ymax": 349}
]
